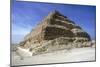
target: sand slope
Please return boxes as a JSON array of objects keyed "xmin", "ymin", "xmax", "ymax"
[{"xmin": 11, "ymin": 47, "xmax": 95, "ymax": 66}]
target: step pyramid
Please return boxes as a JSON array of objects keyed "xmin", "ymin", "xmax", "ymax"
[{"xmin": 19, "ymin": 10, "xmax": 91, "ymax": 50}]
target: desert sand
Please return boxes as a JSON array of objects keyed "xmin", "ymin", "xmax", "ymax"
[{"xmin": 11, "ymin": 47, "xmax": 95, "ymax": 66}]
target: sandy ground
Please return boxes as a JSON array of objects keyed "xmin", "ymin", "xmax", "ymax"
[{"xmin": 11, "ymin": 47, "xmax": 95, "ymax": 66}]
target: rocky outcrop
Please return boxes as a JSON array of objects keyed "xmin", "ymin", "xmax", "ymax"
[{"xmin": 17, "ymin": 10, "xmax": 93, "ymax": 56}]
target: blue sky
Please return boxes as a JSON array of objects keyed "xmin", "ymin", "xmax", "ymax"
[{"xmin": 12, "ymin": 1, "xmax": 96, "ymax": 43}]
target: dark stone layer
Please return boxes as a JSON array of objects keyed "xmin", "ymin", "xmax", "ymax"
[
  {"xmin": 48, "ymin": 19, "xmax": 75, "ymax": 29},
  {"xmin": 44, "ymin": 26, "xmax": 74, "ymax": 40},
  {"xmin": 75, "ymin": 32, "xmax": 91, "ymax": 41}
]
